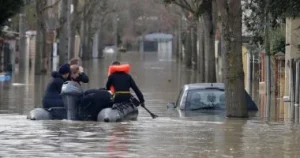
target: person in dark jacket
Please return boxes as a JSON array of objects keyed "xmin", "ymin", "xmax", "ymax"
[
  {"xmin": 42, "ymin": 64, "xmax": 70, "ymax": 109},
  {"xmin": 79, "ymin": 89, "xmax": 113, "ymax": 121},
  {"xmin": 106, "ymin": 61, "xmax": 145, "ymax": 106},
  {"xmin": 51, "ymin": 58, "xmax": 89, "ymax": 84}
]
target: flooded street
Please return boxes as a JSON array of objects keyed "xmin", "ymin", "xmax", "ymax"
[{"xmin": 0, "ymin": 51, "xmax": 300, "ymax": 157}]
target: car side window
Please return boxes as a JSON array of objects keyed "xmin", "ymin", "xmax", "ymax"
[{"xmin": 176, "ymin": 89, "xmax": 184, "ymax": 107}]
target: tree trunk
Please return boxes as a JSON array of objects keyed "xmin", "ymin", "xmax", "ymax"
[
  {"xmin": 174, "ymin": 29, "xmax": 178, "ymax": 58},
  {"xmin": 68, "ymin": 0, "xmax": 78, "ymax": 59},
  {"xmin": 202, "ymin": 1, "xmax": 216, "ymax": 82},
  {"xmin": 191, "ymin": 18, "xmax": 198, "ymax": 70},
  {"xmin": 178, "ymin": 16, "xmax": 183, "ymax": 61},
  {"xmin": 86, "ymin": 16, "xmax": 93, "ymax": 59},
  {"xmin": 113, "ymin": 13, "xmax": 118, "ymax": 48},
  {"xmin": 218, "ymin": 0, "xmax": 248, "ymax": 117},
  {"xmin": 81, "ymin": 3, "xmax": 89, "ymax": 60},
  {"xmin": 80, "ymin": 20, "xmax": 85, "ymax": 58},
  {"xmin": 183, "ymin": 28, "xmax": 192, "ymax": 69},
  {"xmin": 58, "ymin": 0, "xmax": 68, "ymax": 65},
  {"xmin": 198, "ymin": 17, "xmax": 205, "ymax": 82},
  {"xmin": 19, "ymin": 0, "xmax": 27, "ymax": 71},
  {"xmin": 97, "ymin": 21, "xmax": 104, "ymax": 58},
  {"xmin": 35, "ymin": 0, "xmax": 47, "ymax": 75}
]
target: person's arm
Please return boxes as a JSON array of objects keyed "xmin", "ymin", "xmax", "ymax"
[
  {"xmin": 53, "ymin": 78, "xmax": 65, "ymax": 94},
  {"xmin": 78, "ymin": 72, "xmax": 89, "ymax": 83},
  {"xmin": 106, "ymin": 75, "xmax": 113, "ymax": 90},
  {"xmin": 129, "ymin": 76, "xmax": 145, "ymax": 103}
]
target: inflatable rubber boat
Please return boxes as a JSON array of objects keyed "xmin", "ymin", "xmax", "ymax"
[{"xmin": 27, "ymin": 81, "xmax": 139, "ymax": 122}]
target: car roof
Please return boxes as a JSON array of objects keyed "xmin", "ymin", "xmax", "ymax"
[{"xmin": 184, "ymin": 83, "xmax": 225, "ymax": 90}]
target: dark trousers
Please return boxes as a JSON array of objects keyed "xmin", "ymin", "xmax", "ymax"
[
  {"xmin": 42, "ymin": 98, "xmax": 64, "ymax": 109},
  {"xmin": 113, "ymin": 93, "xmax": 131, "ymax": 103}
]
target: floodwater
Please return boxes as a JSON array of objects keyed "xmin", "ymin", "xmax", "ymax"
[{"xmin": 0, "ymin": 51, "xmax": 300, "ymax": 157}]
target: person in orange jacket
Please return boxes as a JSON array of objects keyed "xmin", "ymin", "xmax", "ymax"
[{"xmin": 106, "ymin": 61, "xmax": 145, "ymax": 106}]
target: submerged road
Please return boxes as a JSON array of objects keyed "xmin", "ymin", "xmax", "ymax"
[{"xmin": 0, "ymin": 51, "xmax": 299, "ymax": 157}]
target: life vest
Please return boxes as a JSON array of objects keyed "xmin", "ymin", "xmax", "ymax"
[{"xmin": 107, "ymin": 64, "xmax": 130, "ymax": 93}]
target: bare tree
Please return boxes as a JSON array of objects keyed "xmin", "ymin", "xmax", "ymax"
[
  {"xmin": 35, "ymin": 0, "xmax": 60, "ymax": 74},
  {"xmin": 92, "ymin": 0, "xmax": 115, "ymax": 58},
  {"xmin": 164, "ymin": 0, "xmax": 217, "ymax": 82},
  {"xmin": 77, "ymin": 0, "xmax": 100, "ymax": 59},
  {"xmin": 202, "ymin": 0, "xmax": 216, "ymax": 82}
]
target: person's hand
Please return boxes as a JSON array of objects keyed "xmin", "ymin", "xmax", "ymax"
[
  {"xmin": 79, "ymin": 66, "xmax": 84, "ymax": 73},
  {"xmin": 140, "ymin": 102, "xmax": 145, "ymax": 107}
]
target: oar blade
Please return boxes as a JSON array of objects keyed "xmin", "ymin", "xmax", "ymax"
[{"xmin": 151, "ymin": 113, "xmax": 158, "ymax": 119}]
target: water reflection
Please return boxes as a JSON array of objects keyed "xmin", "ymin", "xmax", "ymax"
[{"xmin": 0, "ymin": 51, "xmax": 300, "ymax": 157}]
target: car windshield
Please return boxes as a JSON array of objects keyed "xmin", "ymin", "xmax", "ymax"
[
  {"xmin": 175, "ymin": 89, "xmax": 184, "ymax": 107},
  {"xmin": 185, "ymin": 88, "xmax": 225, "ymax": 110}
]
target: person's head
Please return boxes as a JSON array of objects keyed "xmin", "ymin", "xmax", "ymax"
[
  {"xmin": 70, "ymin": 65, "xmax": 80, "ymax": 79},
  {"xmin": 111, "ymin": 61, "xmax": 120, "ymax": 65},
  {"xmin": 69, "ymin": 58, "xmax": 80, "ymax": 66},
  {"xmin": 59, "ymin": 64, "xmax": 71, "ymax": 79}
]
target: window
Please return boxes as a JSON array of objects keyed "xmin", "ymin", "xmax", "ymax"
[{"xmin": 185, "ymin": 89, "xmax": 225, "ymax": 110}]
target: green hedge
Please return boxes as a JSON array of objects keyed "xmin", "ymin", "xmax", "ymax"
[{"xmin": 270, "ymin": 28, "xmax": 285, "ymax": 55}]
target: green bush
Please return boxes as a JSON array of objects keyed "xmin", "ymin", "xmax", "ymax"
[{"xmin": 270, "ymin": 28, "xmax": 285, "ymax": 55}]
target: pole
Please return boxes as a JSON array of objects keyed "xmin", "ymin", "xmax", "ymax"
[
  {"xmin": 264, "ymin": 0, "xmax": 271, "ymax": 118},
  {"xmin": 252, "ymin": 52, "xmax": 255, "ymax": 99},
  {"xmin": 290, "ymin": 59, "xmax": 295, "ymax": 120},
  {"xmin": 67, "ymin": 0, "xmax": 72, "ymax": 60},
  {"xmin": 113, "ymin": 13, "xmax": 118, "ymax": 61},
  {"xmin": 19, "ymin": 0, "xmax": 27, "ymax": 71},
  {"xmin": 298, "ymin": 61, "xmax": 300, "ymax": 122},
  {"xmin": 246, "ymin": 50, "xmax": 252, "ymax": 95},
  {"xmin": 295, "ymin": 60, "xmax": 300, "ymax": 122}
]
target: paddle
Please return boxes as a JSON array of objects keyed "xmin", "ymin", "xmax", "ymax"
[{"xmin": 141, "ymin": 104, "xmax": 158, "ymax": 119}]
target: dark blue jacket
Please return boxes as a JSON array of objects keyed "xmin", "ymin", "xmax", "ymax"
[
  {"xmin": 42, "ymin": 72, "xmax": 67, "ymax": 109},
  {"xmin": 72, "ymin": 72, "xmax": 89, "ymax": 84}
]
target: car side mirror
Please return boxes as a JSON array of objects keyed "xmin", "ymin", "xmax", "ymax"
[{"xmin": 167, "ymin": 102, "xmax": 176, "ymax": 109}]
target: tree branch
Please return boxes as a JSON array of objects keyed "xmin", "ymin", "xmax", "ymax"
[
  {"xmin": 180, "ymin": 0, "xmax": 194, "ymax": 11},
  {"xmin": 73, "ymin": 0, "xmax": 100, "ymax": 25},
  {"xmin": 42, "ymin": 0, "xmax": 61, "ymax": 11},
  {"xmin": 172, "ymin": 0, "xmax": 194, "ymax": 13}
]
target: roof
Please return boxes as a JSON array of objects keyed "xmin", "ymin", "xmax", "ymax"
[
  {"xmin": 145, "ymin": 33, "xmax": 173, "ymax": 40},
  {"xmin": 137, "ymin": 33, "xmax": 173, "ymax": 41},
  {"xmin": 184, "ymin": 83, "xmax": 225, "ymax": 90}
]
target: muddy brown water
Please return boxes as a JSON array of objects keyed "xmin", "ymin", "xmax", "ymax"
[{"xmin": 0, "ymin": 51, "xmax": 299, "ymax": 157}]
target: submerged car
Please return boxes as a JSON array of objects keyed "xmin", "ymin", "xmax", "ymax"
[
  {"xmin": 103, "ymin": 46, "xmax": 115, "ymax": 54},
  {"xmin": 167, "ymin": 83, "xmax": 258, "ymax": 111},
  {"xmin": 118, "ymin": 46, "xmax": 127, "ymax": 53}
]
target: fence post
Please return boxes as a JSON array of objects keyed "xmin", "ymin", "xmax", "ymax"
[
  {"xmin": 290, "ymin": 59, "xmax": 295, "ymax": 120},
  {"xmin": 295, "ymin": 59, "xmax": 300, "ymax": 122}
]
